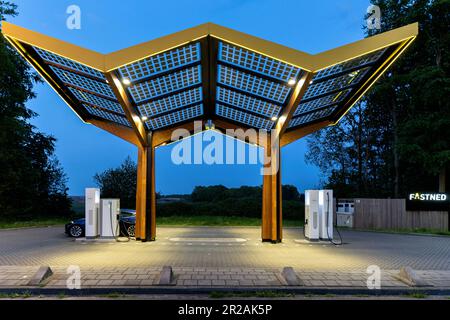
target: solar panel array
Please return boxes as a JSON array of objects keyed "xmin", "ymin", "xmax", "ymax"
[
  {"xmin": 216, "ymin": 41, "xmax": 302, "ymax": 130},
  {"xmin": 289, "ymin": 46, "xmax": 390, "ymax": 128},
  {"xmin": 69, "ymin": 88, "xmax": 124, "ymax": 114},
  {"xmin": 293, "ymin": 88, "xmax": 352, "ymax": 117},
  {"xmin": 217, "ymin": 87, "xmax": 281, "ymax": 118},
  {"xmin": 84, "ymin": 104, "xmax": 130, "ymax": 127},
  {"xmin": 138, "ymin": 87, "xmax": 203, "ymax": 118},
  {"xmin": 146, "ymin": 104, "xmax": 203, "ymax": 130},
  {"xmin": 127, "ymin": 66, "xmax": 202, "ymax": 103},
  {"xmin": 118, "ymin": 43, "xmax": 201, "ymax": 82},
  {"xmin": 218, "ymin": 65, "xmax": 291, "ymax": 104},
  {"xmin": 35, "ymin": 47, "xmax": 105, "ymax": 79},
  {"xmin": 33, "ymin": 46, "xmax": 132, "ymax": 127},
  {"xmin": 216, "ymin": 104, "xmax": 273, "ymax": 130},
  {"xmin": 289, "ymin": 107, "xmax": 337, "ymax": 128},
  {"xmin": 218, "ymin": 42, "xmax": 300, "ymax": 82},
  {"xmin": 117, "ymin": 42, "xmax": 204, "ymax": 129},
  {"xmin": 30, "ymin": 37, "xmax": 393, "ymax": 133}
]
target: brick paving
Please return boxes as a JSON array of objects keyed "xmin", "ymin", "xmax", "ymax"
[
  {"xmin": 0, "ymin": 226, "xmax": 449, "ymax": 270},
  {"xmin": 2, "ymin": 265, "xmax": 450, "ymax": 289},
  {"xmin": 0, "ymin": 226, "xmax": 450, "ymax": 290}
]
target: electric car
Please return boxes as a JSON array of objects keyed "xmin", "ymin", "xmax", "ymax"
[{"xmin": 65, "ymin": 209, "xmax": 136, "ymax": 238}]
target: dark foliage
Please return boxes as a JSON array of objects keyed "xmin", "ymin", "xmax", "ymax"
[
  {"xmin": 93, "ymin": 157, "xmax": 304, "ymax": 219},
  {"xmin": 0, "ymin": 2, "xmax": 72, "ymax": 219},
  {"xmin": 94, "ymin": 156, "xmax": 138, "ymax": 209},
  {"xmin": 306, "ymin": 0, "xmax": 450, "ymax": 198}
]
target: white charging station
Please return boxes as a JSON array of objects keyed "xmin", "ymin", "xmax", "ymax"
[
  {"xmin": 319, "ymin": 190, "xmax": 334, "ymax": 241},
  {"xmin": 305, "ymin": 189, "xmax": 335, "ymax": 242},
  {"xmin": 100, "ymin": 199, "xmax": 120, "ymax": 239},
  {"xmin": 304, "ymin": 190, "xmax": 320, "ymax": 241},
  {"xmin": 85, "ymin": 188, "xmax": 100, "ymax": 239}
]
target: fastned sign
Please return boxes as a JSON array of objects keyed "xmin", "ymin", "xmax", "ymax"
[{"xmin": 406, "ymin": 192, "xmax": 449, "ymax": 211}]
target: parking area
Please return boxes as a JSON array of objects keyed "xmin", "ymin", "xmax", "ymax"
[{"xmin": 0, "ymin": 226, "xmax": 449, "ymax": 270}]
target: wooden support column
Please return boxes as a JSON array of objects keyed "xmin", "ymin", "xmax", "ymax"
[
  {"xmin": 135, "ymin": 133, "xmax": 156, "ymax": 241},
  {"xmin": 261, "ymin": 72, "xmax": 313, "ymax": 243},
  {"xmin": 261, "ymin": 134, "xmax": 282, "ymax": 243}
]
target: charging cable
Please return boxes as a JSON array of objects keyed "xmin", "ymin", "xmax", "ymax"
[
  {"xmin": 326, "ymin": 192, "xmax": 343, "ymax": 246},
  {"xmin": 109, "ymin": 202, "xmax": 131, "ymax": 243}
]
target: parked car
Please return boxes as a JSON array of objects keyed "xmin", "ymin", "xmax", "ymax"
[{"xmin": 65, "ymin": 209, "xmax": 136, "ymax": 238}]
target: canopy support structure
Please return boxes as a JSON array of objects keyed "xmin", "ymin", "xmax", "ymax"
[
  {"xmin": 261, "ymin": 134, "xmax": 282, "ymax": 243},
  {"xmin": 135, "ymin": 133, "xmax": 156, "ymax": 241},
  {"xmin": 0, "ymin": 21, "xmax": 418, "ymax": 244}
]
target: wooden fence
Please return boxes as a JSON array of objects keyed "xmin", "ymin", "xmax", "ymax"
[{"xmin": 352, "ymin": 198, "xmax": 448, "ymax": 231}]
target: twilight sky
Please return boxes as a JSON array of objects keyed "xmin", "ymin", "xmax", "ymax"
[{"xmin": 7, "ymin": 0, "xmax": 371, "ymax": 195}]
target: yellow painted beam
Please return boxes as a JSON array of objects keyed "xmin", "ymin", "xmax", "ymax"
[
  {"xmin": 1, "ymin": 21, "xmax": 419, "ymax": 73},
  {"xmin": 312, "ymin": 23, "xmax": 418, "ymax": 71},
  {"xmin": 105, "ymin": 23, "xmax": 210, "ymax": 71},
  {"xmin": 105, "ymin": 72, "xmax": 148, "ymax": 147},
  {"xmin": 2, "ymin": 22, "xmax": 105, "ymax": 71},
  {"xmin": 1, "ymin": 21, "xmax": 419, "ymax": 147},
  {"xmin": 207, "ymin": 23, "xmax": 314, "ymax": 71}
]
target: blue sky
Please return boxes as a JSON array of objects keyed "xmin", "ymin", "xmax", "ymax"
[{"xmin": 7, "ymin": 0, "xmax": 371, "ymax": 195}]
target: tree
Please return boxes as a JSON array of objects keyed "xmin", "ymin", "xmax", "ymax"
[
  {"xmin": 94, "ymin": 157, "xmax": 138, "ymax": 209},
  {"xmin": 306, "ymin": 0, "xmax": 450, "ymax": 197},
  {"xmin": 191, "ymin": 185, "xmax": 229, "ymax": 202},
  {"xmin": 0, "ymin": 2, "xmax": 72, "ymax": 218}
]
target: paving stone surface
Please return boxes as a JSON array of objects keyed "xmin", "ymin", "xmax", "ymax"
[
  {"xmin": 1, "ymin": 226, "xmax": 450, "ymax": 289},
  {"xmin": 1, "ymin": 265, "xmax": 450, "ymax": 289}
]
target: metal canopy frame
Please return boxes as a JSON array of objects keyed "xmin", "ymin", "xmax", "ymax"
[{"xmin": 1, "ymin": 22, "xmax": 418, "ymax": 242}]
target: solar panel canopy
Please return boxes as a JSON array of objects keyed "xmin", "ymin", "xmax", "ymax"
[{"xmin": 1, "ymin": 22, "xmax": 418, "ymax": 146}]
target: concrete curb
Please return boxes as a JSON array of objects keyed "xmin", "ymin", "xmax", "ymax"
[
  {"xmin": 281, "ymin": 267, "xmax": 302, "ymax": 286},
  {"xmin": 394, "ymin": 267, "xmax": 430, "ymax": 287},
  {"xmin": 0, "ymin": 286, "xmax": 448, "ymax": 297},
  {"xmin": 157, "ymin": 266, "xmax": 176, "ymax": 286},
  {"xmin": 27, "ymin": 266, "xmax": 53, "ymax": 286}
]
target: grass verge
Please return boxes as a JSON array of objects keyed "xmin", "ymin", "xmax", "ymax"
[
  {"xmin": 210, "ymin": 291, "xmax": 295, "ymax": 298},
  {"xmin": 356, "ymin": 227, "xmax": 450, "ymax": 236},
  {"xmin": 0, "ymin": 215, "xmax": 303, "ymax": 229},
  {"xmin": 403, "ymin": 292, "xmax": 428, "ymax": 299},
  {"xmin": 0, "ymin": 218, "xmax": 72, "ymax": 229},
  {"xmin": 0, "ymin": 291, "xmax": 33, "ymax": 299},
  {"xmin": 157, "ymin": 215, "xmax": 303, "ymax": 227}
]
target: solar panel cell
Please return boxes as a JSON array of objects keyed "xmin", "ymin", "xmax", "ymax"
[
  {"xmin": 35, "ymin": 47, "xmax": 105, "ymax": 79},
  {"xmin": 128, "ymin": 66, "xmax": 202, "ymax": 103},
  {"xmin": 118, "ymin": 43, "xmax": 201, "ymax": 82},
  {"xmin": 216, "ymin": 103, "xmax": 274, "ymax": 130},
  {"xmin": 69, "ymin": 88, "xmax": 124, "ymax": 114},
  {"xmin": 145, "ymin": 104, "xmax": 203, "ymax": 130},
  {"xmin": 138, "ymin": 87, "xmax": 203, "ymax": 117},
  {"xmin": 218, "ymin": 42, "xmax": 301, "ymax": 82},
  {"xmin": 218, "ymin": 65, "xmax": 290, "ymax": 104},
  {"xmin": 83, "ymin": 104, "xmax": 131, "ymax": 127},
  {"xmin": 50, "ymin": 66, "xmax": 115, "ymax": 98},
  {"xmin": 293, "ymin": 89, "xmax": 352, "ymax": 116},
  {"xmin": 216, "ymin": 87, "xmax": 281, "ymax": 118}
]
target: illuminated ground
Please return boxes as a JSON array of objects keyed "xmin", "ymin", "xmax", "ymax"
[{"xmin": 0, "ymin": 226, "xmax": 449, "ymax": 270}]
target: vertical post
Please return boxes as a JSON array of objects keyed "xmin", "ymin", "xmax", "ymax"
[
  {"xmin": 439, "ymin": 167, "xmax": 446, "ymax": 193},
  {"xmin": 261, "ymin": 134, "xmax": 282, "ymax": 243},
  {"xmin": 135, "ymin": 133, "xmax": 156, "ymax": 241}
]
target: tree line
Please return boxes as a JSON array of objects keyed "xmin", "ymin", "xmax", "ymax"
[
  {"xmin": 306, "ymin": 0, "xmax": 449, "ymax": 198},
  {"xmin": 94, "ymin": 156, "xmax": 304, "ymax": 219},
  {"xmin": 0, "ymin": 2, "xmax": 72, "ymax": 220}
]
